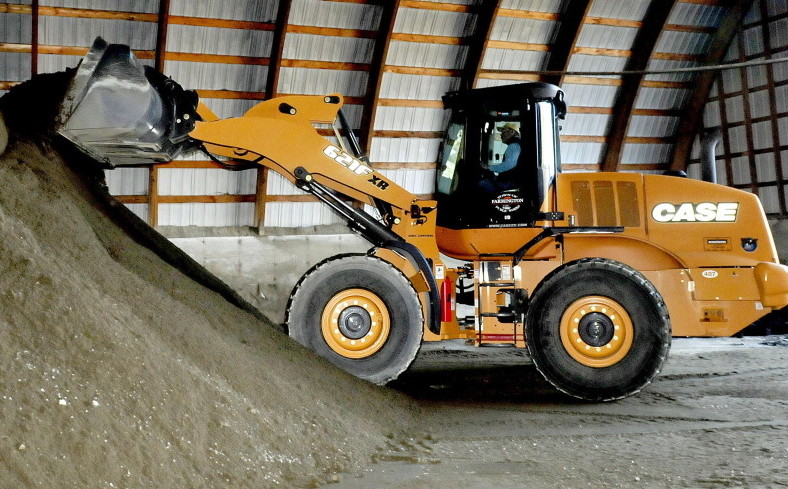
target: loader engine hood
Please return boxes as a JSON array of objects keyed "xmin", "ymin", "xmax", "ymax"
[
  {"xmin": 643, "ymin": 174, "xmax": 780, "ymax": 267},
  {"xmin": 57, "ymin": 37, "xmax": 199, "ymax": 167}
]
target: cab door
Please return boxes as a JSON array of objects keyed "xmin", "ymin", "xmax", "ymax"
[{"xmin": 436, "ymin": 99, "xmax": 561, "ymax": 231}]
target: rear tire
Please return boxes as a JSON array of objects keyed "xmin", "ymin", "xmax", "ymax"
[
  {"xmin": 525, "ymin": 258, "xmax": 670, "ymax": 401},
  {"xmin": 286, "ymin": 255, "xmax": 423, "ymax": 385}
]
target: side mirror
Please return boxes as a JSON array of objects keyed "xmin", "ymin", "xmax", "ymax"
[{"xmin": 553, "ymin": 91, "xmax": 567, "ymax": 120}]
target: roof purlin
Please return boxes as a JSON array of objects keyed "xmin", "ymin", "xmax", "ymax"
[{"xmin": 600, "ymin": 0, "xmax": 679, "ymax": 173}]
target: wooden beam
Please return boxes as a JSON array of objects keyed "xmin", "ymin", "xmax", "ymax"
[
  {"xmin": 195, "ymin": 89, "xmax": 267, "ymax": 100},
  {"xmin": 0, "ymin": 42, "xmax": 274, "ymax": 66},
  {"xmin": 585, "ymin": 15, "xmax": 715, "ymax": 34},
  {"xmin": 151, "ymin": 0, "xmax": 170, "ymax": 226},
  {"xmin": 759, "ymin": 0, "xmax": 788, "ymax": 215},
  {"xmin": 114, "ymin": 195, "xmax": 149, "ymax": 205},
  {"xmin": 153, "ymin": 160, "xmax": 233, "ymax": 169},
  {"xmin": 486, "ymin": 40, "xmax": 549, "ymax": 52},
  {"xmin": 669, "ymin": 0, "xmax": 756, "ymax": 171},
  {"xmin": 154, "ymin": 0, "xmax": 170, "ymax": 73},
  {"xmin": 378, "ymin": 98, "xmax": 443, "ymax": 108},
  {"xmin": 360, "ymin": 0, "xmax": 400, "ymax": 154},
  {"xmin": 391, "ymin": 33, "xmax": 465, "ymax": 45},
  {"xmin": 641, "ymin": 79, "xmax": 693, "ymax": 89},
  {"xmin": 281, "ymin": 59, "xmax": 370, "ymax": 71},
  {"xmin": 564, "ymin": 163, "xmax": 668, "ymax": 171},
  {"xmin": 288, "ymin": 24, "xmax": 376, "ymax": 38},
  {"xmin": 322, "ymin": 0, "xmax": 385, "ymax": 5},
  {"xmin": 497, "ymin": 9, "xmax": 560, "ymax": 21},
  {"xmin": 584, "ymin": 15, "xmax": 641, "ymax": 29},
  {"xmin": 0, "ymin": 4, "xmax": 277, "ymax": 31},
  {"xmin": 384, "ymin": 65, "xmax": 461, "ymax": 77},
  {"xmin": 542, "ymin": 0, "xmax": 593, "ymax": 87},
  {"xmin": 717, "ymin": 69, "xmax": 735, "ymax": 187},
  {"xmin": 480, "ymin": 71, "xmax": 691, "ymax": 89},
  {"xmin": 665, "ymin": 23, "xmax": 716, "ymax": 34},
  {"xmin": 571, "ymin": 46, "xmax": 702, "ymax": 62},
  {"xmin": 265, "ymin": 194, "xmax": 320, "ymax": 203},
  {"xmin": 266, "ymin": 0, "xmax": 292, "ymax": 99},
  {"xmin": 601, "ymin": 0, "xmax": 678, "ymax": 172},
  {"xmin": 156, "ymin": 195, "xmax": 257, "ymax": 204},
  {"xmin": 476, "ymin": 70, "xmax": 542, "ymax": 82},
  {"xmin": 30, "ymin": 0, "xmax": 38, "ymax": 76},
  {"xmin": 120, "ymin": 191, "xmax": 438, "ymax": 205},
  {"xmin": 0, "ymin": 4, "xmax": 157, "ymax": 21},
  {"xmin": 399, "ymin": 1, "xmax": 474, "ymax": 13},
  {"xmin": 166, "ymin": 51, "xmax": 269, "ymax": 66},
  {"xmin": 149, "ymin": 165, "xmax": 160, "ymax": 227},
  {"xmin": 259, "ymin": 0, "xmax": 292, "ymax": 232},
  {"xmin": 736, "ymin": 31, "xmax": 759, "ymax": 195},
  {"xmin": 169, "ymin": 15, "xmax": 275, "ymax": 31},
  {"xmin": 562, "ymin": 135, "xmax": 673, "ymax": 144},
  {"xmin": 569, "ymin": 106, "xmax": 681, "ymax": 117},
  {"xmin": 459, "ymin": 0, "xmax": 500, "ymax": 90},
  {"xmin": 373, "ymin": 130, "xmax": 444, "ymax": 139},
  {"xmin": 562, "ymin": 164, "xmax": 601, "ymax": 171},
  {"xmin": 255, "ymin": 168, "xmax": 268, "ymax": 228}
]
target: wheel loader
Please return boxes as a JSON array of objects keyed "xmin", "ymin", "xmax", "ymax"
[{"xmin": 56, "ymin": 39, "xmax": 788, "ymax": 401}]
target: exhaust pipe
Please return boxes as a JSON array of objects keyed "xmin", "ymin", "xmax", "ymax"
[
  {"xmin": 57, "ymin": 37, "xmax": 199, "ymax": 167},
  {"xmin": 700, "ymin": 127, "xmax": 722, "ymax": 184}
]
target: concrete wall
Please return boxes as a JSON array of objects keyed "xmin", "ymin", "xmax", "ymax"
[{"xmin": 168, "ymin": 231, "xmax": 368, "ymax": 325}]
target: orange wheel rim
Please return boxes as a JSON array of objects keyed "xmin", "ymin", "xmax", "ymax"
[
  {"xmin": 559, "ymin": 296, "xmax": 634, "ymax": 368},
  {"xmin": 321, "ymin": 289, "xmax": 390, "ymax": 359}
]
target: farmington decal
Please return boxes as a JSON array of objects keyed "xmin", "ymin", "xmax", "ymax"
[
  {"xmin": 492, "ymin": 191, "xmax": 524, "ymax": 213},
  {"xmin": 651, "ymin": 202, "xmax": 739, "ymax": 223}
]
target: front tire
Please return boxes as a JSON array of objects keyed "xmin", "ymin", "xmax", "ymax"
[
  {"xmin": 286, "ymin": 255, "xmax": 423, "ymax": 385},
  {"xmin": 525, "ymin": 258, "xmax": 671, "ymax": 401}
]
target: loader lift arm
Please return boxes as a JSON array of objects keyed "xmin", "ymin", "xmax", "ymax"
[
  {"xmin": 293, "ymin": 166, "xmax": 442, "ymax": 335},
  {"xmin": 57, "ymin": 38, "xmax": 444, "ymax": 345},
  {"xmin": 193, "ymin": 91, "xmax": 443, "ymax": 337}
]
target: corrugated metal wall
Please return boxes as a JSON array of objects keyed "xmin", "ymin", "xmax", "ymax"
[
  {"xmin": 2, "ymin": 0, "xmax": 785, "ymax": 227},
  {"xmin": 688, "ymin": 0, "xmax": 788, "ymax": 218}
]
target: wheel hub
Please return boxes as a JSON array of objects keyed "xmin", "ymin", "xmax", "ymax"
[
  {"xmin": 578, "ymin": 312, "xmax": 615, "ymax": 347},
  {"xmin": 559, "ymin": 296, "xmax": 634, "ymax": 368},
  {"xmin": 321, "ymin": 288, "xmax": 391, "ymax": 359},
  {"xmin": 338, "ymin": 306, "xmax": 372, "ymax": 340}
]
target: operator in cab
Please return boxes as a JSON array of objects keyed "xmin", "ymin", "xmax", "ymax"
[{"xmin": 479, "ymin": 122, "xmax": 521, "ymax": 193}]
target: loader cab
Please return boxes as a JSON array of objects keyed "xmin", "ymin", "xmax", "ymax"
[{"xmin": 436, "ymin": 83, "xmax": 565, "ymax": 230}]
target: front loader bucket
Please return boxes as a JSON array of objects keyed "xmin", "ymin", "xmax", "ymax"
[{"xmin": 57, "ymin": 37, "xmax": 198, "ymax": 167}]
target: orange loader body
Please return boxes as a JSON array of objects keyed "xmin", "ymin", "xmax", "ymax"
[{"xmin": 57, "ymin": 39, "xmax": 788, "ymax": 400}]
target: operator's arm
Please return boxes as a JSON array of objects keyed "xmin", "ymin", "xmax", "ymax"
[{"xmin": 494, "ymin": 141, "xmax": 520, "ymax": 173}]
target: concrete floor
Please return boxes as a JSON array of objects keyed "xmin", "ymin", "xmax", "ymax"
[{"xmin": 324, "ymin": 336, "xmax": 788, "ymax": 489}]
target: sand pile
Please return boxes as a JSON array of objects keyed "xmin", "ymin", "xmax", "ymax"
[{"xmin": 0, "ymin": 77, "xmax": 418, "ymax": 488}]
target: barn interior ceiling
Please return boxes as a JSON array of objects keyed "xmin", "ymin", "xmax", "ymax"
[{"xmin": 1, "ymin": 0, "xmax": 786, "ymax": 228}]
